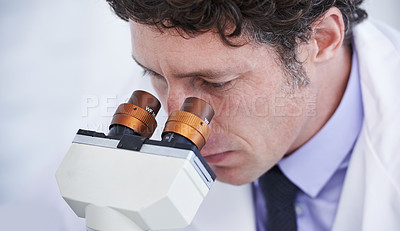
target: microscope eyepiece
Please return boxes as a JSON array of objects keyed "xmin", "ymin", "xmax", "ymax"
[
  {"xmin": 162, "ymin": 97, "xmax": 214, "ymax": 150},
  {"xmin": 127, "ymin": 90, "xmax": 161, "ymax": 116},
  {"xmin": 179, "ymin": 97, "xmax": 214, "ymax": 125},
  {"xmin": 108, "ymin": 91, "xmax": 214, "ymax": 150},
  {"xmin": 108, "ymin": 90, "xmax": 161, "ymax": 139}
]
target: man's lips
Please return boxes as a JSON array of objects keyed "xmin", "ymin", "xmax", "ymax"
[{"xmin": 202, "ymin": 151, "xmax": 232, "ymax": 164}]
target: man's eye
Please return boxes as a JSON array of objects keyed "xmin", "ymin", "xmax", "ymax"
[
  {"xmin": 142, "ymin": 69, "xmax": 150, "ymax": 77},
  {"xmin": 197, "ymin": 78, "xmax": 234, "ymax": 91},
  {"xmin": 142, "ymin": 69, "xmax": 162, "ymax": 78},
  {"xmin": 206, "ymin": 81, "xmax": 227, "ymax": 88}
]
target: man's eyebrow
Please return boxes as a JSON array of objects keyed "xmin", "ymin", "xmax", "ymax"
[{"xmin": 132, "ymin": 55, "xmax": 230, "ymax": 79}]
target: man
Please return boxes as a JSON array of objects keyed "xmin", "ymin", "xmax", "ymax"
[{"xmin": 106, "ymin": 1, "xmax": 400, "ymax": 230}]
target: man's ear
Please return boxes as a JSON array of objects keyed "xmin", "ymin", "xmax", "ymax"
[{"xmin": 310, "ymin": 7, "xmax": 346, "ymax": 63}]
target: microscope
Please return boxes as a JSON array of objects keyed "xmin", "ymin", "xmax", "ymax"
[{"xmin": 56, "ymin": 90, "xmax": 216, "ymax": 231}]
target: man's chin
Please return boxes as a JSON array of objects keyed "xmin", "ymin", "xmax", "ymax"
[{"xmin": 211, "ymin": 166, "xmax": 256, "ymax": 186}]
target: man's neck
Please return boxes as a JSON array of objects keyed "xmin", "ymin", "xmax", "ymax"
[{"xmin": 287, "ymin": 44, "xmax": 353, "ymax": 154}]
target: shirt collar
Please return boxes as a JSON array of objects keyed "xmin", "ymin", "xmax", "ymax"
[{"xmin": 278, "ymin": 49, "xmax": 364, "ymax": 198}]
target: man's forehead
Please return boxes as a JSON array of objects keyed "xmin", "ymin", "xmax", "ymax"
[
  {"xmin": 129, "ymin": 20, "xmax": 261, "ymax": 50},
  {"xmin": 129, "ymin": 20, "xmax": 277, "ymax": 77},
  {"xmin": 130, "ymin": 20, "xmax": 224, "ymax": 46},
  {"xmin": 130, "ymin": 21, "xmax": 273, "ymax": 55}
]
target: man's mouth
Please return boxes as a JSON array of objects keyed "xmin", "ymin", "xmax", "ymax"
[{"xmin": 202, "ymin": 151, "xmax": 232, "ymax": 164}]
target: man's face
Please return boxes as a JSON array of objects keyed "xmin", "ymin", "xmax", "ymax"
[{"xmin": 130, "ymin": 22, "xmax": 318, "ymax": 185}]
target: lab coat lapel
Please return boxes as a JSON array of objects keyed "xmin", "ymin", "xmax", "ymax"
[{"xmin": 332, "ymin": 20, "xmax": 400, "ymax": 231}]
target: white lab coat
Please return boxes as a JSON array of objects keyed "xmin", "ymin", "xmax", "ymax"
[{"xmin": 174, "ymin": 20, "xmax": 400, "ymax": 231}]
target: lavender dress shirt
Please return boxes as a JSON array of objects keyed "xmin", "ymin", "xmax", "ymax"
[{"xmin": 253, "ymin": 49, "xmax": 364, "ymax": 231}]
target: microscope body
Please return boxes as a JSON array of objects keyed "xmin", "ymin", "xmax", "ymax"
[{"xmin": 56, "ymin": 130, "xmax": 215, "ymax": 231}]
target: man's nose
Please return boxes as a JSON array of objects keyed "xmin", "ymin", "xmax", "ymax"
[{"xmin": 166, "ymin": 84, "xmax": 191, "ymax": 114}]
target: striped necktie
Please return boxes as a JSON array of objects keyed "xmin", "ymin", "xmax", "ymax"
[{"xmin": 259, "ymin": 165, "xmax": 300, "ymax": 231}]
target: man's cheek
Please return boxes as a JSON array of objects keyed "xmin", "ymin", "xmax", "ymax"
[{"xmin": 225, "ymin": 95, "xmax": 269, "ymax": 118}]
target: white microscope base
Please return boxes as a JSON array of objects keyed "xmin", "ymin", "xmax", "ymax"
[
  {"xmin": 56, "ymin": 134, "xmax": 214, "ymax": 231},
  {"xmin": 86, "ymin": 205, "xmax": 143, "ymax": 231}
]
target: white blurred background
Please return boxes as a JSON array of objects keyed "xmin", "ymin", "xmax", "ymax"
[{"xmin": 0, "ymin": 0, "xmax": 399, "ymax": 230}]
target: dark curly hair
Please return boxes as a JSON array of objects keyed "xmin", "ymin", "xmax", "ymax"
[{"xmin": 106, "ymin": 0, "xmax": 367, "ymax": 89}]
